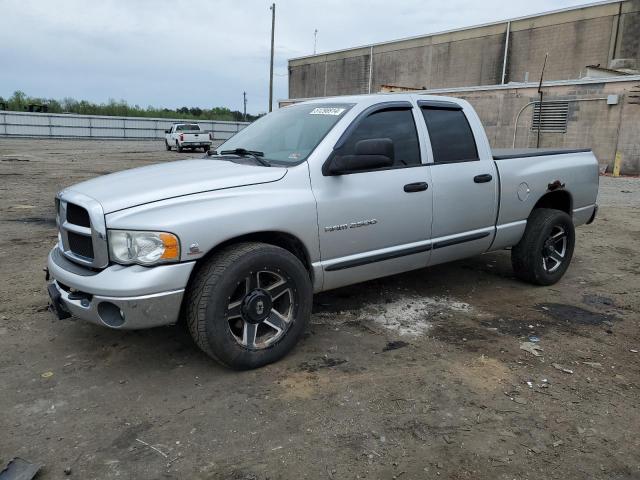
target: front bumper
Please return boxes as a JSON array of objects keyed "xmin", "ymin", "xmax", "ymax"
[{"xmin": 46, "ymin": 246, "xmax": 195, "ymax": 329}]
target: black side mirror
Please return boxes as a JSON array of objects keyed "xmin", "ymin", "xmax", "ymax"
[
  {"xmin": 327, "ymin": 138, "xmax": 394, "ymax": 175},
  {"xmin": 165, "ymin": 129, "xmax": 170, "ymax": 134}
]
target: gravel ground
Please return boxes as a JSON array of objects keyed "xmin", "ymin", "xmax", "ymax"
[{"xmin": 1, "ymin": 138, "xmax": 639, "ymax": 480}]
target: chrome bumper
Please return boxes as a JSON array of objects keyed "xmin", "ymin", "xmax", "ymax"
[{"xmin": 47, "ymin": 246, "xmax": 195, "ymax": 329}]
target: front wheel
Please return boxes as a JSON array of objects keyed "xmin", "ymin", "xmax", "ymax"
[
  {"xmin": 185, "ymin": 243, "xmax": 312, "ymax": 369},
  {"xmin": 165, "ymin": 140, "xmax": 171, "ymax": 151},
  {"xmin": 176, "ymin": 141, "xmax": 183, "ymax": 153},
  {"xmin": 511, "ymin": 208, "xmax": 575, "ymax": 285}
]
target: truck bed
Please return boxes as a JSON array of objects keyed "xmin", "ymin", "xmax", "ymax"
[{"xmin": 492, "ymin": 148, "xmax": 591, "ymax": 160}]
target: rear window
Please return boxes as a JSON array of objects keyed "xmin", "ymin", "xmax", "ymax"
[
  {"xmin": 421, "ymin": 108, "xmax": 478, "ymax": 163},
  {"xmin": 176, "ymin": 124, "xmax": 200, "ymax": 132}
]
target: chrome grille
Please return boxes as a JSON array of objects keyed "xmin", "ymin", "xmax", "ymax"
[{"xmin": 56, "ymin": 190, "xmax": 109, "ymax": 269}]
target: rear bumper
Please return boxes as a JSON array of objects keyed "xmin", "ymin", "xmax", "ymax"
[{"xmin": 46, "ymin": 246, "xmax": 195, "ymax": 329}]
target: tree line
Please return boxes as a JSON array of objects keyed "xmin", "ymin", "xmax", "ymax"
[{"xmin": 0, "ymin": 91, "xmax": 262, "ymax": 122}]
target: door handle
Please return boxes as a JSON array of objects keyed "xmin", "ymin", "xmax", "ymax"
[
  {"xmin": 404, "ymin": 182, "xmax": 428, "ymax": 192},
  {"xmin": 474, "ymin": 174, "xmax": 493, "ymax": 183}
]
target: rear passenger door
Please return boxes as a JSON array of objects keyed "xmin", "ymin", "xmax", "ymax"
[{"xmin": 419, "ymin": 101, "xmax": 498, "ymax": 266}]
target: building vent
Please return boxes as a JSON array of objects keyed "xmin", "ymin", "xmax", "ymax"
[{"xmin": 531, "ymin": 101, "xmax": 569, "ymax": 133}]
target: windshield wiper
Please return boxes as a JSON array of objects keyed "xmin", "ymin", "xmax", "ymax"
[{"xmin": 219, "ymin": 148, "xmax": 270, "ymax": 167}]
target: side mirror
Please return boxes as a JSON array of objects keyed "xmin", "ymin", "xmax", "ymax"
[
  {"xmin": 165, "ymin": 129, "xmax": 170, "ymax": 134},
  {"xmin": 327, "ymin": 138, "xmax": 394, "ymax": 175}
]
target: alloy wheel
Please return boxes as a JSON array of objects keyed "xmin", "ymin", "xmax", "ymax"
[
  {"xmin": 226, "ymin": 269, "xmax": 296, "ymax": 349},
  {"xmin": 542, "ymin": 226, "xmax": 567, "ymax": 273}
]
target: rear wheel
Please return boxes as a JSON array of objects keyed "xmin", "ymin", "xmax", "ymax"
[
  {"xmin": 203, "ymin": 145, "xmax": 210, "ymax": 153},
  {"xmin": 511, "ymin": 208, "xmax": 575, "ymax": 285},
  {"xmin": 185, "ymin": 242, "xmax": 312, "ymax": 369}
]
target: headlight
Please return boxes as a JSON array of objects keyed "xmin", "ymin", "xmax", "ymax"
[{"xmin": 108, "ymin": 230, "xmax": 180, "ymax": 265}]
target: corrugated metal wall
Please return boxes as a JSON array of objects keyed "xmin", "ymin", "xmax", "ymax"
[{"xmin": 0, "ymin": 111, "xmax": 249, "ymax": 141}]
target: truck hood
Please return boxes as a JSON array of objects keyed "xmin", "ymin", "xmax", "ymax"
[{"xmin": 65, "ymin": 159, "xmax": 287, "ymax": 213}]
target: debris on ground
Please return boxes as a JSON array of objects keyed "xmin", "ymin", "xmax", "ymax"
[
  {"xmin": 520, "ymin": 342, "xmax": 543, "ymax": 357},
  {"xmin": 0, "ymin": 457, "xmax": 42, "ymax": 480},
  {"xmin": 382, "ymin": 341, "xmax": 409, "ymax": 352},
  {"xmin": 552, "ymin": 363, "xmax": 574, "ymax": 374},
  {"xmin": 135, "ymin": 438, "xmax": 168, "ymax": 458},
  {"xmin": 582, "ymin": 361, "xmax": 604, "ymax": 371}
]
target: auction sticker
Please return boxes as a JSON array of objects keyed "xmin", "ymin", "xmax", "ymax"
[{"xmin": 309, "ymin": 107, "xmax": 346, "ymax": 116}]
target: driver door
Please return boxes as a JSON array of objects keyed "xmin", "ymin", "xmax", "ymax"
[{"xmin": 310, "ymin": 102, "xmax": 433, "ymax": 291}]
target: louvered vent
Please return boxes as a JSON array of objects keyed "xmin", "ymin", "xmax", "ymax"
[{"xmin": 531, "ymin": 101, "xmax": 569, "ymax": 133}]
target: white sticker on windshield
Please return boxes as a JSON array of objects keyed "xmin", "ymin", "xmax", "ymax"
[{"xmin": 309, "ymin": 107, "xmax": 346, "ymax": 116}]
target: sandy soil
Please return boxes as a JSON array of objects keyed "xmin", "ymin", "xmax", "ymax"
[{"xmin": 1, "ymin": 138, "xmax": 639, "ymax": 479}]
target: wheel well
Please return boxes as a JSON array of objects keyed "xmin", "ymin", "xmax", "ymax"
[
  {"xmin": 531, "ymin": 190, "xmax": 572, "ymax": 215},
  {"xmin": 200, "ymin": 232, "xmax": 313, "ymax": 276}
]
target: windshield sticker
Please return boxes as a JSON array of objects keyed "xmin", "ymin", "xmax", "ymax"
[
  {"xmin": 288, "ymin": 152, "xmax": 301, "ymax": 160},
  {"xmin": 310, "ymin": 107, "xmax": 346, "ymax": 116}
]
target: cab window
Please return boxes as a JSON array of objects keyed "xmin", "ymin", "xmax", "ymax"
[
  {"xmin": 336, "ymin": 108, "xmax": 421, "ymax": 169},
  {"xmin": 421, "ymin": 107, "xmax": 478, "ymax": 163}
]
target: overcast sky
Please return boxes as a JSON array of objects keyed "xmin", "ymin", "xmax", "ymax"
[{"xmin": 0, "ymin": 0, "xmax": 592, "ymax": 114}]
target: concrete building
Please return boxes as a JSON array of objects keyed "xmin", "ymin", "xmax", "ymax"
[{"xmin": 286, "ymin": 0, "xmax": 640, "ymax": 173}]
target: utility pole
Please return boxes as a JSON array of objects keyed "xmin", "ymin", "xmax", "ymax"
[
  {"xmin": 268, "ymin": 3, "xmax": 276, "ymax": 112},
  {"xmin": 243, "ymin": 91, "xmax": 247, "ymax": 122},
  {"xmin": 314, "ymin": 29, "xmax": 318, "ymax": 55}
]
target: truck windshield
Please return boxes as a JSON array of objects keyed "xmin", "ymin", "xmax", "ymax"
[
  {"xmin": 217, "ymin": 103, "xmax": 353, "ymax": 164},
  {"xmin": 176, "ymin": 124, "xmax": 200, "ymax": 132}
]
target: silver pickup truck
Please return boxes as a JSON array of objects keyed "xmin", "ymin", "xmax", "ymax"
[{"xmin": 47, "ymin": 94, "xmax": 599, "ymax": 369}]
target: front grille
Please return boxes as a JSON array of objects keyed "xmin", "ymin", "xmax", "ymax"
[
  {"xmin": 67, "ymin": 231, "xmax": 94, "ymax": 259},
  {"xmin": 66, "ymin": 203, "xmax": 90, "ymax": 227},
  {"xmin": 56, "ymin": 192, "xmax": 108, "ymax": 268}
]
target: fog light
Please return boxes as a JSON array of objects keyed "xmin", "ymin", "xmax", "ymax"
[{"xmin": 98, "ymin": 302, "xmax": 125, "ymax": 327}]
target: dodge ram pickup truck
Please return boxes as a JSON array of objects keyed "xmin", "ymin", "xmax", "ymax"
[
  {"xmin": 47, "ymin": 94, "xmax": 599, "ymax": 369},
  {"xmin": 165, "ymin": 123, "xmax": 212, "ymax": 152}
]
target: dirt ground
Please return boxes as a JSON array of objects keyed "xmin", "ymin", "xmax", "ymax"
[{"xmin": 1, "ymin": 138, "xmax": 639, "ymax": 480}]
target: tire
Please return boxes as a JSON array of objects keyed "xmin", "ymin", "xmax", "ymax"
[
  {"xmin": 185, "ymin": 242, "xmax": 312, "ymax": 369},
  {"xmin": 176, "ymin": 141, "xmax": 183, "ymax": 153},
  {"xmin": 511, "ymin": 208, "xmax": 575, "ymax": 286},
  {"xmin": 165, "ymin": 141, "xmax": 171, "ymax": 151},
  {"xmin": 203, "ymin": 145, "xmax": 210, "ymax": 153}
]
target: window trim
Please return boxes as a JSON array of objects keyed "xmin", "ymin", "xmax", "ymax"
[
  {"xmin": 417, "ymin": 99, "xmax": 462, "ymax": 110},
  {"xmin": 419, "ymin": 105, "xmax": 480, "ymax": 165},
  {"xmin": 323, "ymin": 101, "xmax": 421, "ymax": 176}
]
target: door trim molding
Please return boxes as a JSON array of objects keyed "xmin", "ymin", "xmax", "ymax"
[
  {"xmin": 321, "ymin": 229, "xmax": 493, "ymax": 272},
  {"xmin": 324, "ymin": 243, "xmax": 432, "ymax": 272},
  {"xmin": 433, "ymin": 231, "xmax": 490, "ymax": 249}
]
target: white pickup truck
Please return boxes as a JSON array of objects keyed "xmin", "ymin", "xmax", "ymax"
[
  {"xmin": 47, "ymin": 94, "xmax": 599, "ymax": 369},
  {"xmin": 164, "ymin": 123, "xmax": 212, "ymax": 152}
]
